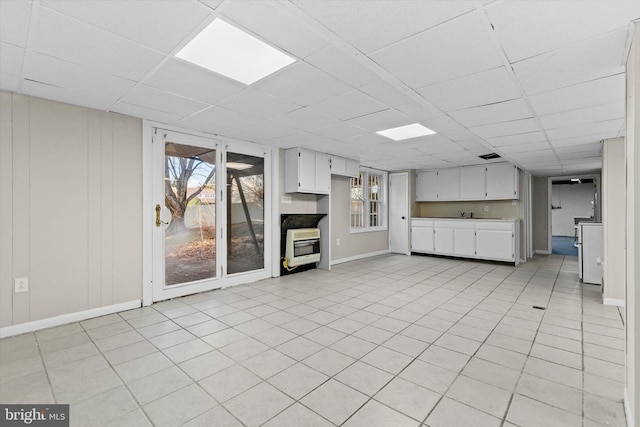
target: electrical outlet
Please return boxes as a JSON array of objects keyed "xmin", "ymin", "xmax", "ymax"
[
  {"xmin": 336, "ymin": 238, "xmax": 341, "ymax": 246},
  {"xmin": 15, "ymin": 277, "xmax": 28, "ymax": 293},
  {"xmin": 484, "ymin": 205, "xmax": 489, "ymax": 212}
]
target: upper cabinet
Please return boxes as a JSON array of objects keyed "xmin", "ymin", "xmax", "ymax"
[
  {"xmin": 285, "ymin": 148, "xmax": 359, "ymax": 194},
  {"xmin": 416, "ymin": 163, "xmax": 519, "ymax": 201},
  {"xmin": 330, "ymin": 155, "xmax": 360, "ymax": 178},
  {"xmin": 486, "ymin": 163, "xmax": 518, "ymax": 199}
]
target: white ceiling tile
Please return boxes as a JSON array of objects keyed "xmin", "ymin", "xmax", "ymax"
[
  {"xmin": 556, "ymin": 144, "xmax": 602, "ymax": 157},
  {"xmin": 498, "ymin": 142, "xmax": 551, "ymax": 154},
  {"xmin": 21, "ymin": 79, "xmax": 115, "ymax": 111},
  {"xmin": 418, "ymin": 67, "xmax": 522, "ymax": 111},
  {"xmin": 539, "ymin": 102, "xmax": 625, "ymax": 131},
  {"xmin": 145, "ymin": 59, "xmax": 245, "ymax": 105},
  {"xmin": 359, "ymin": 79, "xmax": 416, "ymax": 108},
  {"xmin": 513, "ymin": 29, "xmax": 628, "ymax": 95},
  {"xmin": 198, "ymin": 0, "xmax": 224, "ymax": 10},
  {"xmin": 0, "ymin": 0, "xmax": 31, "ymax": 47},
  {"xmin": 551, "ymin": 133, "xmax": 613, "ymax": 148},
  {"xmin": 268, "ymin": 131, "xmax": 326, "ymax": 149},
  {"xmin": 41, "ymin": 0, "xmax": 212, "ymax": 53},
  {"xmin": 219, "ymin": 0, "xmax": 328, "ymax": 59},
  {"xmin": 185, "ymin": 106, "xmax": 260, "ymax": 132},
  {"xmin": 423, "ymin": 115, "xmax": 465, "ymax": 134},
  {"xmin": 270, "ymin": 106, "xmax": 339, "ymax": 131},
  {"xmin": 456, "ymin": 139, "xmax": 487, "ymax": 150},
  {"xmin": 485, "ymin": 1, "xmax": 640, "ymax": 63},
  {"xmin": 529, "ymin": 74, "xmax": 625, "ymax": 116},
  {"xmin": 350, "ymin": 132, "xmax": 393, "ymax": 147},
  {"xmin": 253, "ymin": 61, "xmax": 350, "ymax": 106},
  {"xmin": 486, "ymin": 131, "xmax": 548, "ymax": 147},
  {"xmin": 545, "ymin": 118, "xmax": 624, "ymax": 140},
  {"xmin": 120, "ymin": 85, "xmax": 209, "ymax": 117},
  {"xmin": 0, "ymin": 42, "xmax": 24, "ymax": 76},
  {"xmin": 0, "ymin": 73, "xmax": 20, "ymax": 92},
  {"xmin": 311, "ymin": 90, "xmax": 387, "ymax": 121},
  {"xmin": 448, "ymin": 99, "xmax": 532, "ymax": 128},
  {"xmin": 24, "ymin": 53, "xmax": 135, "ymax": 101},
  {"xmin": 370, "ymin": 12, "xmax": 504, "ymax": 88},
  {"xmin": 306, "ymin": 45, "xmax": 379, "ymax": 88},
  {"xmin": 313, "ymin": 122, "xmax": 370, "ymax": 139},
  {"xmin": 110, "ymin": 101, "xmax": 182, "ymax": 123},
  {"xmin": 222, "ymin": 120, "xmax": 298, "ymax": 143},
  {"xmin": 32, "ymin": 8, "xmax": 164, "ymax": 80},
  {"xmin": 394, "ymin": 102, "xmax": 441, "ymax": 122},
  {"xmin": 471, "ymin": 118, "xmax": 541, "ymax": 139},
  {"xmin": 292, "ymin": 0, "xmax": 475, "ymax": 54},
  {"xmin": 347, "ymin": 108, "xmax": 411, "ymax": 132},
  {"xmin": 217, "ymin": 88, "xmax": 301, "ymax": 120}
]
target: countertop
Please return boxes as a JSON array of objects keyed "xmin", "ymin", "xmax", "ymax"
[{"xmin": 412, "ymin": 217, "xmax": 520, "ymax": 222}]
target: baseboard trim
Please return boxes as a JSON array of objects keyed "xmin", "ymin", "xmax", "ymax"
[
  {"xmin": 331, "ymin": 250, "xmax": 391, "ymax": 266},
  {"xmin": 0, "ymin": 300, "xmax": 141, "ymax": 338},
  {"xmin": 603, "ymin": 298, "xmax": 625, "ymax": 307},
  {"xmin": 534, "ymin": 249, "xmax": 551, "ymax": 255},
  {"xmin": 624, "ymin": 387, "xmax": 634, "ymax": 427}
]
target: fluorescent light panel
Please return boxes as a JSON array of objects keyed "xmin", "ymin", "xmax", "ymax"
[
  {"xmin": 376, "ymin": 123, "xmax": 436, "ymax": 141},
  {"xmin": 176, "ymin": 18, "xmax": 295, "ymax": 85}
]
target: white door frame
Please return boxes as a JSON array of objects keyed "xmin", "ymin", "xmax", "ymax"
[
  {"xmin": 389, "ymin": 172, "xmax": 410, "ymax": 255},
  {"xmin": 142, "ymin": 122, "xmax": 274, "ymax": 305}
]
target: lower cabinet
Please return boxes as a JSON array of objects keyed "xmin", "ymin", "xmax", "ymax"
[{"xmin": 411, "ymin": 218, "xmax": 519, "ymax": 264}]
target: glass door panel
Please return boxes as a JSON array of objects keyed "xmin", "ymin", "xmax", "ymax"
[
  {"xmin": 164, "ymin": 143, "xmax": 217, "ymax": 285},
  {"xmin": 226, "ymin": 152, "xmax": 265, "ymax": 274}
]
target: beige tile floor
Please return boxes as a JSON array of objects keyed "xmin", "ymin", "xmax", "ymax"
[{"xmin": 0, "ymin": 254, "xmax": 628, "ymax": 426}]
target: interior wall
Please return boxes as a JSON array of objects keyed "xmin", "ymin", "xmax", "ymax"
[
  {"xmin": 0, "ymin": 92, "xmax": 142, "ymax": 329},
  {"xmin": 531, "ymin": 176, "xmax": 550, "ymax": 253},
  {"xmin": 602, "ymin": 137, "xmax": 625, "ymax": 304},
  {"xmin": 625, "ymin": 22, "xmax": 639, "ymax": 427},
  {"xmin": 551, "ymin": 182, "xmax": 595, "ymax": 236},
  {"xmin": 330, "ymin": 176, "xmax": 389, "ymax": 261},
  {"xmin": 417, "ymin": 200, "xmax": 519, "ymax": 219}
]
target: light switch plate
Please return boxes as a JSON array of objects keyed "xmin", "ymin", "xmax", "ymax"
[{"xmin": 15, "ymin": 277, "xmax": 28, "ymax": 293}]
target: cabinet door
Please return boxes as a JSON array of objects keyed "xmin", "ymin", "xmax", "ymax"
[
  {"xmin": 454, "ymin": 227, "xmax": 476, "ymax": 257},
  {"xmin": 416, "ymin": 171, "xmax": 438, "ymax": 201},
  {"xmin": 315, "ymin": 152, "xmax": 331, "ymax": 194},
  {"xmin": 297, "ymin": 148, "xmax": 317, "ymax": 193},
  {"xmin": 411, "ymin": 225, "xmax": 434, "ymax": 253},
  {"xmin": 345, "ymin": 159, "xmax": 360, "ymax": 178},
  {"xmin": 476, "ymin": 223, "xmax": 514, "ymax": 261},
  {"xmin": 330, "ymin": 156, "xmax": 347, "ymax": 176},
  {"xmin": 436, "ymin": 168, "xmax": 460, "ymax": 200},
  {"xmin": 434, "ymin": 227, "xmax": 455, "ymax": 255},
  {"xmin": 486, "ymin": 163, "xmax": 517, "ymax": 199},
  {"xmin": 460, "ymin": 166, "xmax": 486, "ymax": 200}
]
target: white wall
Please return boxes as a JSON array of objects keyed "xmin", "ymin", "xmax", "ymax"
[
  {"xmin": 330, "ymin": 176, "xmax": 389, "ymax": 262},
  {"xmin": 624, "ymin": 22, "xmax": 640, "ymax": 427},
  {"xmin": 602, "ymin": 138, "xmax": 625, "ymax": 305},
  {"xmin": 551, "ymin": 182, "xmax": 595, "ymax": 236},
  {"xmin": 0, "ymin": 92, "xmax": 142, "ymax": 329}
]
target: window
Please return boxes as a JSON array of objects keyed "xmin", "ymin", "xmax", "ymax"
[{"xmin": 350, "ymin": 168, "xmax": 387, "ymax": 231}]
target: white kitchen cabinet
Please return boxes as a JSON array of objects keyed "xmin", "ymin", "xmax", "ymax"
[
  {"xmin": 315, "ymin": 152, "xmax": 331, "ymax": 193},
  {"xmin": 434, "ymin": 221, "xmax": 456, "ymax": 255},
  {"xmin": 486, "ymin": 163, "xmax": 518, "ymax": 199},
  {"xmin": 412, "ymin": 218, "xmax": 519, "ymax": 265},
  {"xmin": 460, "ymin": 166, "xmax": 486, "ymax": 200},
  {"xmin": 416, "ymin": 170, "xmax": 438, "ymax": 201},
  {"xmin": 436, "ymin": 168, "xmax": 460, "ymax": 200},
  {"xmin": 411, "ymin": 219, "xmax": 434, "ymax": 253},
  {"xmin": 476, "ymin": 221, "xmax": 517, "ymax": 262},
  {"xmin": 330, "ymin": 155, "xmax": 359, "ymax": 178},
  {"xmin": 454, "ymin": 223, "xmax": 476, "ymax": 257},
  {"xmin": 285, "ymin": 148, "xmax": 330, "ymax": 194}
]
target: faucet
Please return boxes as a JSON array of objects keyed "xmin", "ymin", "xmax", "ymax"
[
  {"xmin": 470, "ymin": 212, "xmax": 474, "ymax": 218},
  {"xmin": 460, "ymin": 211, "xmax": 466, "ymax": 218}
]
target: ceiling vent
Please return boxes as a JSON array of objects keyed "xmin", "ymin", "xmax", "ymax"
[{"xmin": 478, "ymin": 153, "xmax": 501, "ymax": 160}]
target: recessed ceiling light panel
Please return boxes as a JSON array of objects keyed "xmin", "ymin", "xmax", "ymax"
[
  {"xmin": 376, "ymin": 123, "xmax": 436, "ymax": 141},
  {"xmin": 176, "ymin": 18, "xmax": 295, "ymax": 85}
]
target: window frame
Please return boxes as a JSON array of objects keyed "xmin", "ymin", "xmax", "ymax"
[{"xmin": 349, "ymin": 167, "xmax": 388, "ymax": 233}]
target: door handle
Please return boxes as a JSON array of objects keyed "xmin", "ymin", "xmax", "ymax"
[{"xmin": 155, "ymin": 204, "xmax": 168, "ymax": 227}]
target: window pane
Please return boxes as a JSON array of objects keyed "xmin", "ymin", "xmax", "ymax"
[{"xmin": 350, "ymin": 173, "xmax": 364, "ymax": 228}]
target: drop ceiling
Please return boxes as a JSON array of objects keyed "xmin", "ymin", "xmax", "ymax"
[{"xmin": 1, "ymin": 0, "xmax": 638, "ymax": 175}]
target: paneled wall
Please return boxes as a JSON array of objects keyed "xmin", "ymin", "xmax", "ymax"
[{"xmin": 0, "ymin": 93, "xmax": 142, "ymax": 329}]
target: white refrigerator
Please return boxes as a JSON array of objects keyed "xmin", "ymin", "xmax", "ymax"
[{"xmin": 578, "ymin": 222, "xmax": 603, "ymax": 285}]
